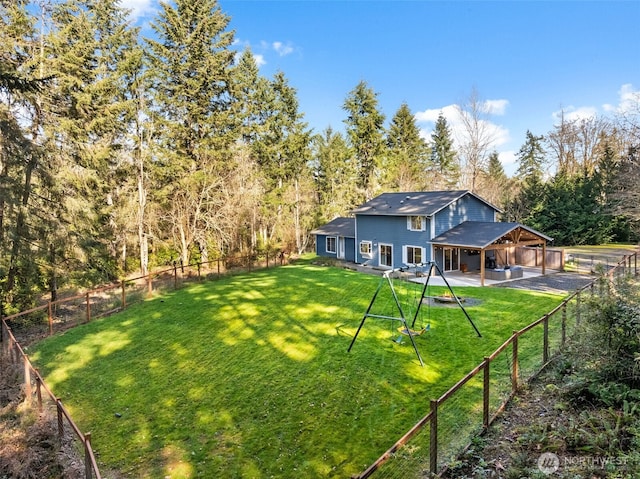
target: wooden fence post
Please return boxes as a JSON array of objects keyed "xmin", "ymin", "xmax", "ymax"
[
  {"xmin": 511, "ymin": 332, "xmax": 519, "ymax": 393},
  {"xmin": 483, "ymin": 358, "xmax": 490, "ymax": 430},
  {"xmin": 429, "ymin": 399, "xmax": 438, "ymax": 474},
  {"xmin": 84, "ymin": 432, "xmax": 93, "ymax": 479},
  {"xmin": 24, "ymin": 355, "xmax": 32, "ymax": 401},
  {"xmin": 121, "ymin": 280, "xmax": 126, "ymax": 310},
  {"xmin": 36, "ymin": 376, "xmax": 43, "ymax": 412},
  {"xmin": 576, "ymin": 291, "xmax": 581, "ymax": 325},
  {"xmin": 173, "ymin": 262, "xmax": 178, "ymax": 290},
  {"xmin": 197, "ymin": 262, "xmax": 201, "ymax": 279},
  {"xmin": 147, "ymin": 274, "xmax": 152, "ymax": 296},
  {"xmin": 85, "ymin": 292, "xmax": 91, "ymax": 323},
  {"xmin": 561, "ymin": 304, "xmax": 567, "ymax": 345},
  {"xmin": 48, "ymin": 301, "xmax": 53, "ymax": 336},
  {"xmin": 217, "ymin": 258, "xmax": 220, "ymax": 279},
  {"xmin": 56, "ymin": 399, "xmax": 64, "ymax": 438},
  {"xmin": 543, "ymin": 315, "xmax": 549, "ymax": 364}
]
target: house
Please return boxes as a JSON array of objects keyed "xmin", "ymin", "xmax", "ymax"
[{"xmin": 311, "ymin": 190, "xmax": 553, "ymax": 286}]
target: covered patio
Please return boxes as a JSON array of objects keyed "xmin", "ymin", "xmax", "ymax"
[{"xmin": 430, "ymin": 222, "xmax": 554, "ymax": 286}]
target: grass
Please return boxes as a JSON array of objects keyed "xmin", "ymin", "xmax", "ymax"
[{"xmin": 29, "ymin": 258, "xmax": 565, "ymax": 478}]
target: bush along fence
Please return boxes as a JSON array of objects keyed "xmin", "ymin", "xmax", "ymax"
[
  {"xmin": 353, "ymin": 250, "xmax": 639, "ymax": 479},
  {"xmin": 0, "ymin": 253, "xmax": 288, "ymax": 479}
]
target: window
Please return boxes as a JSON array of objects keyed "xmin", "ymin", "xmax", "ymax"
[
  {"xmin": 404, "ymin": 246, "xmax": 424, "ymax": 265},
  {"xmin": 326, "ymin": 236, "xmax": 336, "ymax": 253},
  {"xmin": 408, "ymin": 215, "xmax": 425, "ymax": 231},
  {"xmin": 360, "ymin": 241, "xmax": 372, "ymax": 257}
]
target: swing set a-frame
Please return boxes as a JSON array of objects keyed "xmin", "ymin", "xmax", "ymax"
[{"xmin": 347, "ymin": 261, "xmax": 481, "ymax": 367}]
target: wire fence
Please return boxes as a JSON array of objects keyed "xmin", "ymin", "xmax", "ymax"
[
  {"xmin": 0, "ymin": 252, "xmax": 289, "ymax": 479},
  {"xmin": 353, "ymin": 250, "xmax": 638, "ymax": 478},
  {"xmin": 1, "ymin": 250, "xmax": 637, "ymax": 479}
]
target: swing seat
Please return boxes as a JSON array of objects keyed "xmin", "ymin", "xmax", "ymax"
[{"xmin": 397, "ymin": 326, "xmax": 428, "ymax": 337}]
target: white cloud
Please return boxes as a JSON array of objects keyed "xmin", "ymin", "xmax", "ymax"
[
  {"xmin": 415, "ymin": 103, "xmax": 509, "ymax": 149},
  {"xmin": 483, "ymin": 99, "xmax": 509, "ymax": 116},
  {"xmin": 272, "ymin": 41, "xmax": 294, "ymax": 57},
  {"xmin": 125, "ymin": 0, "xmax": 157, "ymax": 22},
  {"xmin": 498, "ymin": 150, "xmax": 517, "ymax": 168},
  {"xmin": 253, "ymin": 54, "xmax": 267, "ymax": 67},
  {"xmin": 603, "ymin": 83, "xmax": 639, "ymax": 115},
  {"xmin": 551, "ymin": 105, "xmax": 598, "ymax": 123}
]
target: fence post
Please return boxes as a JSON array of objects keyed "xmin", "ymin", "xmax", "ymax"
[
  {"xmin": 173, "ymin": 262, "xmax": 178, "ymax": 290},
  {"xmin": 561, "ymin": 304, "xmax": 567, "ymax": 345},
  {"xmin": 147, "ymin": 274, "xmax": 153, "ymax": 296},
  {"xmin": 56, "ymin": 399, "xmax": 64, "ymax": 438},
  {"xmin": 266, "ymin": 251, "xmax": 269, "ymax": 268},
  {"xmin": 197, "ymin": 262, "xmax": 201, "ymax": 279},
  {"xmin": 429, "ymin": 399, "xmax": 438, "ymax": 475},
  {"xmin": 483, "ymin": 358, "xmax": 490, "ymax": 430},
  {"xmin": 84, "ymin": 432, "xmax": 93, "ymax": 479},
  {"xmin": 121, "ymin": 280, "xmax": 126, "ymax": 310},
  {"xmin": 48, "ymin": 301, "xmax": 53, "ymax": 336},
  {"xmin": 24, "ymin": 355, "xmax": 32, "ymax": 401},
  {"xmin": 576, "ymin": 290, "xmax": 581, "ymax": 325},
  {"xmin": 543, "ymin": 314, "xmax": 549, "ymax": 364},
  {"xmin": 217, "ymin": 258, "xmax": 220, "ymax": 279},
  {"xmin": 511, "ymin": 332, "xmax": 519, "ymax": 393},
  {"xmin": 36, "ymin": 375, "xmax": 43, "ymax": 412},
  {"xmin": 85, "ymin": 292, "xmax": 91, "ymax": 323}
]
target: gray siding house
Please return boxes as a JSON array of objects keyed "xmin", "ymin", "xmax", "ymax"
[{"xmin": 312, "ymin": 190, "xmax": 552, "ymax": 285}]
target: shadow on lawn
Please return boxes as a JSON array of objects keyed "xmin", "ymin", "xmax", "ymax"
[{"xmin": 29, "ymin": 264, "xmax": 558, "ymax": 478}]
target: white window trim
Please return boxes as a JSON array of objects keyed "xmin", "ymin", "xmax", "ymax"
[
  {"xmin": 403, "ymin": 245, "xmax": 425, "ymax": 265},
  {"xmin": 407, "ymin": 215, "xmax": 426, "ymax": 232},
  {"xmin": 359, "ymin": 240, "xmax": 372, "ymax": 258},
  {"xmin": 326, "ymin": 236, "xmax": 337, "ymax": 254}
]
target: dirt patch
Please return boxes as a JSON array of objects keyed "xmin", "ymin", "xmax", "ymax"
[{"xmin": 0, "ymin": 359, "xmax": 85, "ymax": 479}]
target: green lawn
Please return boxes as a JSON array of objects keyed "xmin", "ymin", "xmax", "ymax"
[{"xmin": 30, "ymin": 259, "xmax": 564, "ymax": 478}]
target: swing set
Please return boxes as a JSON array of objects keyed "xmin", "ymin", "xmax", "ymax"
[{"xmin": 347, "ymin": 261, "xmax": 481, "ymax": 367}]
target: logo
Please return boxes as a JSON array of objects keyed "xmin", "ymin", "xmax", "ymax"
[{"xmin": 538, "ymin": 452, "xmax": 560, "ymax": 474}]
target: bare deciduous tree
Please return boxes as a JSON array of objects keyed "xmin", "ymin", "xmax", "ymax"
[{"xmin": 455, "ymin": 88, "xmax": 499, "ymax": 193}]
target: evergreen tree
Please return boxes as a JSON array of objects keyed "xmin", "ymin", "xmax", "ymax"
[
  {"xmin": 343, "ymin": 81, "xmax": 386, "ymax": 201},
  {"xmin": 481, "ymin": 151, "xmax": 509, "ymax": 208},
  {"xmin": 312, "ymin": 127, "xmax": 357, "ymax": 222},
  {"xmin": 429, "ymin": 112, "xmax": 459, "ymax": 189},
  {"xmin": 145, "ymin": 0, "xmax": 236, "ymax": 265},
  {"xmin": 252, "ymin": 71, "xmax": 312, "ymax": 252},
  {"xmin": 384, "ymin": 102, "xmax": 431, "ymax": 191},
  {"xmin": 515, "ymin": 130, "xmax": 547, "ymax": 184}
]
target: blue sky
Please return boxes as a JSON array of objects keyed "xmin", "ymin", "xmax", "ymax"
[{"xmin": 130, "ymin": 0, "xmax": 639, "ymax": 176}]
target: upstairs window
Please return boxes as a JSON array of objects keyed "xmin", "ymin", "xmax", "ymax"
[{"xmin": 408, "ymin": 215, "xmax": 425, "ymax": 231}]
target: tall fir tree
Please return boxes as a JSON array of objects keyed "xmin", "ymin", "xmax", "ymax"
[
  {"xmin": 312, "ymin": 127, "xmax": 357, "ymax": 222},
  {"xmin": 429, "ymin": 112, "xmax": 459, "ymax": 189},
  {"xmin": 342, "ymin": 80, "xmax": 386, "ymax": 201},
  {"xmin": 384, "ymin": 103, "xmax": 431, "ymax": 191},
  {"xmin": 145, "ymin": 0, "xmax": 236, "ymax": 265}
]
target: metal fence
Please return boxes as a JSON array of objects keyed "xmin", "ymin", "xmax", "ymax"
[
  {"xmin": 354, "ymin": 250, "xmax": 638, "ymax": 478},
  {"xmin": 0, "ymin": 253, "xmax": 289, "ymax": 479}
]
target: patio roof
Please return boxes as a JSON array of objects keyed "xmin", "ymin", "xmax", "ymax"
[{"xmin": 431, "ymin": 221, "xmax": 552, "ymax": 250}]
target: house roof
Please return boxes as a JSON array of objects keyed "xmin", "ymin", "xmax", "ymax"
[
  {"xmin": 351, "ymin": 190, "xmax": 501, "ymax": 216},
  {"xmin": 310, "ymin": 217, "xmax": 355, "ymax": 238},
  {"xmin": 430, "ymin": 221, "xmax": 553, "ymax": 249}
]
